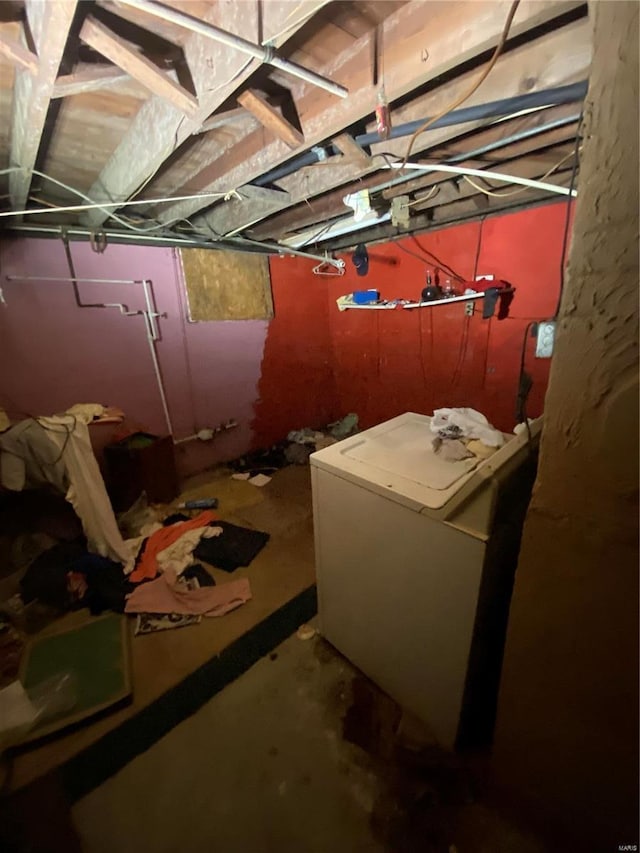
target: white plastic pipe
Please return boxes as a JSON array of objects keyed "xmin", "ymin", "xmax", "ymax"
[{"xmin": 384, "ymin": 163, "xmax": 577, "ymax": 197}]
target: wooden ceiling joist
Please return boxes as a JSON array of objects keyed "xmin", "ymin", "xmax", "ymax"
[
  {"xmin": 52, "ymin": 64, "xmax": 132, "ymax": 98},
  {"xmin": 248, "ymin": 105, "xmax": 580, "ymax": 241},
  {"xmin": 237, "ymin": 88, "xmax": 304, "ymax": 149},
  {"xmin": 9, "ymin": 0, "xmax": 79, "ymax": 216},
  {"xmin": 332, "ymin": 133, "xmax": 372, "ymax": 167},
  {"xmin": 244, "ymin": 17, "xmax": 590, "ymax": 241},
  {"xmin": 152, "ymin": 0, "xmax": 586, "ymax": 230},
  {"xmin": 79, "ymin": 17, "xmax": 198, "ymax": 116},
  {"xmin": 0, "ymin": 29, "xmax": 38, "ymax": 74},
  {"xmin": 81, "ymin": 0, "xmax": 329, "ymax": 228},
  {"xmin": 196, "ymin": 106, "xmax": 253, "ymax": 134},
  {"xmin": 199, "ymin": 185, "xmax": 291, "ymax": 238}
]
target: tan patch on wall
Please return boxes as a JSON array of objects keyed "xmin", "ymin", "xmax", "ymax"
[{"xmin": 179, "ymin": 248, "xmax": 273, "ymax": 322}]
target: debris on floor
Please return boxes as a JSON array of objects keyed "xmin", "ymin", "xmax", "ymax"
[
  {"xmin": 248, "ymin": 473, "xmax": 271, "ymax": 487},
  {"xmin": 296, "ymin": 623, "xmax": 317, "ymax": 640}
]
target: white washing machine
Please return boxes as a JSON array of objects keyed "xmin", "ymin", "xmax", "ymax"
[{"xmin": 310, "ymin": 412, "xmax": 541, "ymax": 749}]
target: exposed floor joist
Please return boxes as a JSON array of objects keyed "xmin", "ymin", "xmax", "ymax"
[
  {"xmin": 247, "ymin": 108, "xmax": 580, "ymax": 241},
  {"xmin": 79, "ymin": 17, "xmax": 198, "ymax": 115},
  {"xmin": 51, "ymin": 64, "xmax": 132, "ymax": 98},
  {"xmin": 240, "ymin": 16, "xmax": 589, "ymax": 241},
  {"xmin": 0, "ymin": 28, "xmax": 38, "ymax": 74},
  {"xmin": 149, "ymin": 1, "xmax": 585, "ymax": 228},
  {"xmin": 81, "ymin": 0, "xmax": 330, "ymax": 228},
  {"xmin": 9, "ymin": 0, "xmax": 79, "ymax": 215},
  {"xmin": 237, "ymin": 88, "xmax": 304, "ymax": 149}
]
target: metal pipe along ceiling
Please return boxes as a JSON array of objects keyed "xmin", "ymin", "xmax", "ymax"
[{"xmin": 117, "ymin": 0, "xmax": 348, "ymax": 99}]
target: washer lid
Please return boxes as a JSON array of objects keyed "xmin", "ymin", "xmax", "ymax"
[
  {"xmin": 343, "ymin": 416, "xmax": 479, "ymax": 491},
  {"xmin": 311, "ymin": 412, "xmax": 484, "ymax": 512}
]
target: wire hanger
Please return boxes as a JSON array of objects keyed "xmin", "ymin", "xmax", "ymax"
[{"xmin": 312, "ymin": 253, "xmax": 345, "ymax": 276}]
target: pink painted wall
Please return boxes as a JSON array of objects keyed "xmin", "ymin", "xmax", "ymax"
[{"xmin": 0, "ymin": 239, "xmax": 271, "ymax": 477}]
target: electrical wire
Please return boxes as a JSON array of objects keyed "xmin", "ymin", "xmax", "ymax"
[
  {"xmin": 462, "ymin": 147, "xmax": 579, "ymax": 198},
  {"xmin": 0, "ymin": 167, "xmax": 240, "ymax": 233},
  {"xmin": 515, "ymin": 321, "xmax": 537, "ymax": 444},
  {"xmin": 473, "ymin": 217, "xmax": 485, "ymax": 279},
  {"xmin": 394, "ymin": 241, "xmax": 465, "ymax": 283},
  {"xmin": 401, "ymin": 0, "xmax": 521, "ymax": 166},
  {"xmin": 403, "ymin": 185, "xmax": 439, "ymax": 208},
  {"xmin": 410, "ymin": 235, "xmax": 467, "ymax": 282}
]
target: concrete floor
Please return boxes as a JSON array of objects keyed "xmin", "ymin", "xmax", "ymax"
[
  {"xmin": 73, "ymin": 626, "xmax": 386, "ymax": 853},
  {"xmin": 71, "ymin": 626, "xmax": 550, "ymax": 853}
]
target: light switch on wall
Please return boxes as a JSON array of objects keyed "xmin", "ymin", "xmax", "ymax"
[{"xmin": 536, "ymin": 320, "xmax": 556, "ymax": 358}]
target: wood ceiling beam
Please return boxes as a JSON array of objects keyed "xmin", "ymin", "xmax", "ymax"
[
  {"xmin": 52, "ymin": 64, "xmax": 132, "ymax": 98},
  {"xmin": 326, "ymin": 184, "xmax": 574, "ymax": 254},
  {"xmin": 0, "ymin": 29, "xmax": 38, "ymax": 74},
  {"xmin": 248, "ymin": 107, "xmax": 579, "ymax": 240},
  {"xmin": 237, "ymin": 89, "xmax": 304, "ymax": 149},
  {"xmin": 196, "ymin": 106, "xmax": 252, "ymax": 134},
  {"xmin": 246, "ymin": 18, "xmax": 589, "ymax": 240},
  {"xmin": 82, "ymin": 0, "xmax": 329, "ymax": 228},
  {"xmin": 79, "ymin": 16, "xmax": 198, "ymax": 116},
  {"xmin": 198, "ymin": 185, "xmax": 291, "ymax": 238},
  {"xmin": 251, "ymin": 51, "xmax": 589, "ymax": 239},
  {"xmin": 9, "ymin": 0, "xmax": 79, "ymax": 216},
  {"xmin": 331, "ymin": 133, "xmax": 372, "ymax": 167},
  {"xmin": 154, "ymin": 1, "xmax": 587, "ymax": 229}
]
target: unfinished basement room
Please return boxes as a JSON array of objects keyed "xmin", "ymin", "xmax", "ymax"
[{"xmin": 0, "ymin": 1, "xmax": 638, "ymax": 851}]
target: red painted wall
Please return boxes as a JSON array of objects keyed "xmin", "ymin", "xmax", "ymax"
[
  {"xmin": 251, "ymin": 255, "xmax": 336, "ymax": 448},
  {"xmin": 324, "ymin": 202, "xmax": 571, "ymax": 433}
]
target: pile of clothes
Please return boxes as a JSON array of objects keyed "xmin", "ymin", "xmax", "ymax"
[
  {"xmin": 16, "ymin": 510, "xmax": 270, "ymax": 633},
  {"xmin": 429, "ymin": 407, "xmax": 505, "ymax": 462}
]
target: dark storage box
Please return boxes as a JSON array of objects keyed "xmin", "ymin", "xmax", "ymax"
[{"xmin": 104, "ymin": 432, "xmax": 178, "ymax": 511}]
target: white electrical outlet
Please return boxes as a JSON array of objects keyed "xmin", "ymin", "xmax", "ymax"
[
  {"xmin": 465, "ymin": 301, "xmax": 475, "ymax": 316},
  {"xmin": 536, "ymin": 320, "xmax": 556, "ymax": 358}
]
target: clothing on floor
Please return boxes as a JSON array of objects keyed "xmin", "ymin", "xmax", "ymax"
[
  {"xmin": 155, "ymin": 526, "xmax": 222, "ymax": 581},
  {"xmin": 72, "ymin": 553, "xmax": 130, "ymax": 615},
  {"xmin": 182, "ymin": 563, "xmax": 216, "ymax": 587},
  {"xmin": 134, "ymin": 612, "xmax": 201, "ymax": 635},
  {"xmin": 20, "ymin": 542, "xmax": 87, "ymax": 610},
  {"xmin": 194, "ymin": 521, "xmax": 270, "ymax": 573},
  {"xmin": 125, "ymin": 575, "xmax": 251, "ymax": 617},
  {"xmin": 129, "ymin": 510, "xmax": 218, "ymax": 583},
  {"xmin": 162, "ymin": 513, "xmax": 190, "ymax": 527}
]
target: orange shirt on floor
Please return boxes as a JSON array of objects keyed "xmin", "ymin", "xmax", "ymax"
[{"xmin": 129, "ymin": 510, "xmax": 218, "ymax": 583}]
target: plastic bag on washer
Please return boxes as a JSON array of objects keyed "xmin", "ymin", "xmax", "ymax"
[{"xmin": 430, "ymin": 407, "xmax": 504, "ymax": 447}]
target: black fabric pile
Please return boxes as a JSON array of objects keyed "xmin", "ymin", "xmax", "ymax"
[
  {"xmin": 20, "ymin": 541, "xmax": 87, "ymax": 611},
  {"xmin": 20, "ymin": 544, "xmax": 132, "ymax": 616},
  {"xmin": 72, "ymin": 554, "xmax": 132, "ymax": 615},
  {"xmin": 194, "ymin": 521, "xmax": 270, "ymax": 573}
]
